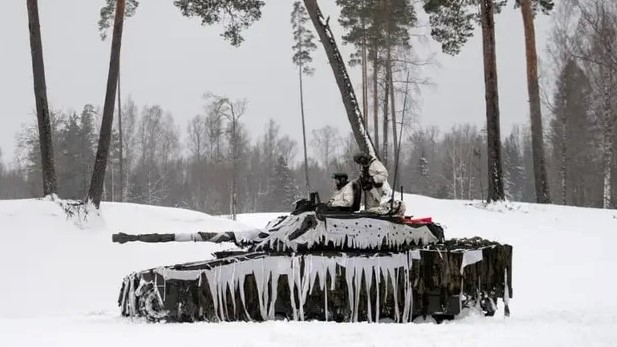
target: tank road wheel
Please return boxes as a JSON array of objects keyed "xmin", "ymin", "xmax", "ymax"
[
  {"xmin": 461, "ymin": 293, "xmax": 497, "ymax": 318},
  {"xmin": 412, "ymin": 315, "xmax": 438, "ymax": 324},
  {"xmin": 136, "ymin": 281, "xmax": 168, "ymax": 322},
  {"xmin": 479, "ymin": 295, "xmax": 497, "ymax": 317}
]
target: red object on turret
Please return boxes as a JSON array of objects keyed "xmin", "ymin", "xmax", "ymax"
[{"xmin": 403, "ymin": 216, "xmax": 432, "ymax": 225}]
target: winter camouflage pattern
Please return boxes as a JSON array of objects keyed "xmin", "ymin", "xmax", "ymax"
[{"xmin": 113, "ymin": 210, "xmax": 512, "ymax": 323}]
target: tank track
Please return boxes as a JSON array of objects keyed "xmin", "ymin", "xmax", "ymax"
[{"xmin": 118, "ymin": 237, "xmax": 512, "ymax": 323}]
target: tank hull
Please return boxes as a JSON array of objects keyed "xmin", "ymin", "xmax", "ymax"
[{"xmin": 118, "ymin": 239, "xmax": 512, "ymax": 322}]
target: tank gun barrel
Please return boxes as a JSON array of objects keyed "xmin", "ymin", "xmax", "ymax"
[{"xmin": 112, "ymin": 231, "xmax": 242, "ymax": 245}]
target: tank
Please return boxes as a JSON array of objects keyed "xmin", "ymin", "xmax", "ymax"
[
  {"xmin": 112, "ymin": 0, "xmax": 513, "ymax": 323},
  {"xmin": 113, "ymin": 194, "xmax": 512, "ymax": 323}
]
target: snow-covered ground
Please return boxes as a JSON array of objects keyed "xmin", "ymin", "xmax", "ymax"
[{"xmin": 1, "ymin": 195, "xmax": 616, "ymax": 346}]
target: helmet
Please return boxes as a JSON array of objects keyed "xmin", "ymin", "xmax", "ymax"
[
  {"xmin": 353, "ymin": 152, "xmax": 370, "ymax": 165},
  {"xmin": 331, "ymin": 173, "xmax": 348, "ymax": 182}
]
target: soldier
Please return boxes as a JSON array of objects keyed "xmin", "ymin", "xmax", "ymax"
[
  {"xmin": 326, "ymin": 173, "xmax": 355, "ymax": 211},
  {"xmin": 353, "ymin": 152, "xmax": 390, "ymax": 211}
]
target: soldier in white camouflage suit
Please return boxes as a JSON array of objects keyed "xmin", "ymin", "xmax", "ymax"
[
  {"xmin": 353, "ymin": 152, "xmax": 391, "ymax": 212},
  {"xmin": 326, "ymin": 173, "xmax": 355, "ymax": 211}
]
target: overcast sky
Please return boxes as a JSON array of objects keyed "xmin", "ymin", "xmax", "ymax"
[{"xmin": 0, "ymin": 1, "xmax": 551, "ymax": 164}]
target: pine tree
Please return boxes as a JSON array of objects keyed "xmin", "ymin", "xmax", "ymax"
[
  {"xmin": 90, "ymin": 0, "xmax": 266, "ymax": 208},
  {"xmin": 520, "ymin": 126, "xmax": 536, "ymax": 202},
  {"xmin": 291, "ymin": 1, "xmax": 317, "ymax": 195},
  {"xmin": 173, "ymin": 0, "xmax": 265, "ymax": 47},
  {"xmin": 98, "ymin": 0, "xmax": 140, "ymax": 203},
  {"xmin": 337, "ymin": 0, "xmax": 384, "ymax": 156},
  {"xmin": 79, "ymin": 105, "xmax": 97, "ymax": 196},
  {"xmin": 270, "ymin": 156, "xmax": 300, "ymax": 211},
  {"xmin": 424, "ymin": 0, "xmax": 506, "ymax": 202},
  {"xmin": 98, "ymin": 0, "xmax": 139, "ymax": 39},
  {"xmin": 517, "ymin": 0, "xmax": 554, "ymax": 204},
  {"xmin": 57, "ymin": 113, "xmax": 83, "ymax": 198},
  {"xmin": 26, "ymin": 0, "xmax": 57, "ymax": 197},
  {"xmin": 89, "ymin": 0, "xmax": 127, "ymax": 207},
  {"xmin": 503, "ymin": 131, "xmax": 524, "ymax": 201},
  {"xmin": 549, "ymin": 60, "xmax": 593, "ymax": 206},
  {"xmin": 337, "ymin": 0, "xmax": 416, "ymax": 161}
]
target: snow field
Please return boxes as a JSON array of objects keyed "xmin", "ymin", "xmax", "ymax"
[{"xmin": 0, "ymin": 195, "xmax": 616, "ymax": 346}]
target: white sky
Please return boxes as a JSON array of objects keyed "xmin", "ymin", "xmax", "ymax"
[{"xmin": 0, "ymin": 0, "xmax": 551, "ymax": 164}]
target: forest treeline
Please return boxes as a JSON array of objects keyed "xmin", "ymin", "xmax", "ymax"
[
  {"xmin": 1, "ymin": 82, "xmax": 616, "ymax": 213},
  {"xmin": 3, "ymin": 0, "xmax": 617, "ymax": 214}
]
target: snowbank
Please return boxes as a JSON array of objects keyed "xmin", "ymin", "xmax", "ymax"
[
  {"xmin": 1, "ymin": 195, "xmax": 616, "ymax": 346},
  {"xmin": 0, "ymin": 199, "xmax": 256, "ymax": 318}
]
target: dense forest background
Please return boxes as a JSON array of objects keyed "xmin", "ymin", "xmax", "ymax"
[{"xmin": 1, "ymin": 92, "xmax": 615, "ymax": 213}]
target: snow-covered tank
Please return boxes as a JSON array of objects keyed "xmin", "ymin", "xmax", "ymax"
[
  {"xmin": 112, "ymin": 196, "xmax": 512, "ymax": 323},
  {"xmin": 112, "ymin": 0, "xmax": 512, "ymax": 323}
]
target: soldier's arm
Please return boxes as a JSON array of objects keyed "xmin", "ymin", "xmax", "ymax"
[{"xmin": 369, "ymin": 161, "xmax": 388, "ymax": 184}]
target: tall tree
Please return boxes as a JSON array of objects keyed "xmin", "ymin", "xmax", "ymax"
[
  {"xmin": 549, "ymin": 60, "xmax": 592, "ymax": 206},
  {"xmin": 519, "ymin": 0, "xmax": 554, "ymax": 203},
  {"xmin": 270, "ymin": 156, "xmax": 300, "ymax": 211},
  {"xmin": 336, "ymin": 0, "xmax": 383, "ymax": 156},
  {"xmin": 569, "ymin": 0, "xmax": 617, "ymax": 208},
  {"xmin": 221, "ymin": 98, "xmax": 247, "ymax": 221},
  {"xmin": 201, "ymin": 94, "xmax": 248, "ymax": 219},
  {"xmin": 424, "ymin": 0, "xmax": 506, "ymax": 201},
  {"xmin": 88, "ymin": 0, "xmax": 126, "ymax": 207},
  {"xmin": 98, "ymin": 0, "xmax": 140, "ymax": 203},
  {"xmin": 503, "ymin": 129, "xmax": 525, "ymax": 201},
  {"xmin": 291, "ymin": 1, "xmax": 317, "ymax": 195},
  {"xmin": 479, "ymin": 0, "xmax": 504, "ymax": 202},
  {"xmin": 26, "ymin": 0, "xmax": 57, "ymax": 196},
  {"xmin": 382, "ymin": 68, "xmax": 390, "ymax": 166},
  {"xmin": 89, "ymin": 0, "xmax": 265, "ymax": 208},
  {"xmin": 173, "ymin": 0, "xmax": 265, "ymax": 47},
  {"xmin": 336, "ymin": 0, "xmax": 372, "ymax": 128},
  {"xmin": 382, "ymin": 0, "xmax": 416, "ymax": 170}
]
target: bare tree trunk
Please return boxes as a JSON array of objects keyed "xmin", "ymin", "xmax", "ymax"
[
  {"xmin": 88, "ymin": 0, "xmax": 125, "ymax": 208},
  {"xmin": 480, "ymin": 0, "xmax": 504, "ymax": 202},
  {"xmin": 303, "ymin": 0, "xmax": 377, "ymax": 158},
  {"xmin": 602, "ymin": 134, "xmax": 613, "ymax": 208},
  {"xmin": 602, "ymin": 81, "xmax": 613, "ymax": 209},
  {"xmin": 362, "ymin": 29, "xmax": 368, "ymax": 129},
  {"xmin": 361, "ymin": 0, "xmax": 368, "ymax": 130},
  {"xmin": 26, "ymin": 0, "xmax": 57, "ymax": 197},
  {"xmin": 118, "ymin": 66, "xmax": 124, "ymax": 202},
  {"xmin": 385, "ymin": 0, "xmax": 398, "ymax": 169},
  {"xmin": 110, "ymin": 162, "xmax": 115, "ymax": 202},
  {"xmin": 388, "ymin": 49, "xmax": 398, "ymax": 175},
  {"xmin": 382, "ymin": 73, "xmax": 389, "ymax": 167},
  {"xmin": 298, "ymin": 65, "xmax": 311, "ymax": 194},
  {"xmin": 521, "ymin": 0, "xmax": 551, "ymax": 203},
  {"xmin": 450, "ymin": 148, "xmax": 457, "ymax": 199},
  {"xmin": 373, "ymin": 55, "xmax": 380, "ymax": 157},
  {"xmin": 560, "ymin": 117, "xmax": 567, "ymax": 205},
  {"xmin": 231, "ymin": 113, "xmax": 237, "ymax": 220}
]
